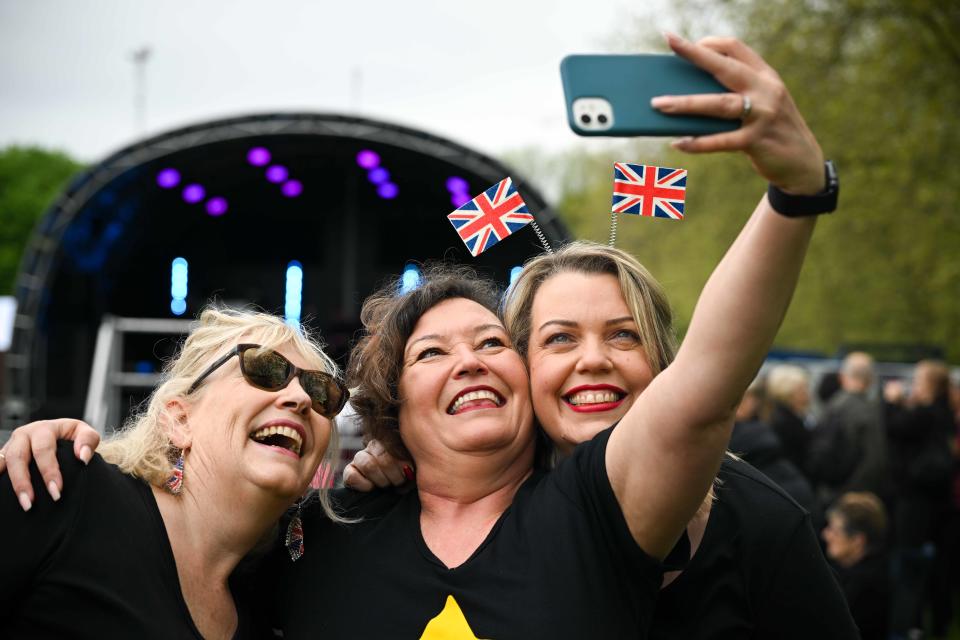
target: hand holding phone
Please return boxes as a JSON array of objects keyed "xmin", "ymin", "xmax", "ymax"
[{"xmin": 560, "ymin": 54, "xmax": 739, "ymax": 137}]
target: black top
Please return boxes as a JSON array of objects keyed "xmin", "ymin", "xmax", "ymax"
[
  {"xmin": 274, "ymin": 426, "xmax": 662, "ymax": 639},
  {"xmin": 766, "ymin": 402, "xmax": 810, "ymax": 472},
  {"xmin": 729, "ymin": 419, "xmax": 821, "ymax": 526},
  {"xmin": 650, "ymin": 457, "xmax": 859, "ymax": 640},
  {"xmin": 835, "ymin": 552, "xmax": 889, "ymax": 640},
  {"xmin": 0, "ymin": 441, "xmax": 257, "ymax": 639}
]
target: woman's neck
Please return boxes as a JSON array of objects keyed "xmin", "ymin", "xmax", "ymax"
[
  {"xmin": 416, "ymin": 445, "xmax": 535, "ymax": 568},
  {"xmin": 151, "ymin": 480, "xmax": 290, "ymax": 639}
]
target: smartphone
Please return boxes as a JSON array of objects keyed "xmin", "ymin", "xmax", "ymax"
[{"xmin": 560, "ymin": 54, "xmax": 739, "ymax": 137}]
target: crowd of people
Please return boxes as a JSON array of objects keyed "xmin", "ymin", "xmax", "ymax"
[{"xmin": 734, "ymin": 353, "xmax": 960, "ymax": 639}]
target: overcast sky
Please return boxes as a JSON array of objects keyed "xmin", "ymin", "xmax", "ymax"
[{"xmin": 0, "ymin": 0, "xmax": 667, "ymax": 164}]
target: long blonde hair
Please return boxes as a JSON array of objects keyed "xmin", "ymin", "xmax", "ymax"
[{"xmin": 99, "ymin": 306, "xmax": 342, "ymax": 517}]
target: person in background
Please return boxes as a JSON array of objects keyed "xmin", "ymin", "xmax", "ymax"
[
  {"xmin": 731, "ymin": 376, "xmax": 821, "ymax": 525},
  {"xmin": 885, "ymin": 359, "xmax": 956, "ymax": 638},
  {"xmin": 822, "ymin": 491, "xmax": 890, "ymax": 640},
  {"xmin": 810, "ymin": 352, "xmax": 887, "ymax": 506},
  {"xmin": 763, "ymin": 364, "xmax": 812, "ymax": 472}
]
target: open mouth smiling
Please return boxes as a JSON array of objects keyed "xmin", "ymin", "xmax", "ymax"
[
  {"xmin": 250, "ymin": 423, "xmax": 304, "ymax": 457},
  {"xmin": 563, "ymin": 385, "xmax": 626, "ymax": 413},
  {"xmin": 447, "ymin": 387, "xmax": 505, "ymax": 415}
]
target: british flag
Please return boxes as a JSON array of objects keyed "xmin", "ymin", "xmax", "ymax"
[
  {"xmin": 612, "ymin": 162, "xmax": 687, "ymax": 219},
  {"xmin": 447, "ymin": 177, "xmax": 533, "ymax": 256}
]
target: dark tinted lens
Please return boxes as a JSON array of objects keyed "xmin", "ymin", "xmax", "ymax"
[
  {"xmin": 241, "ymin": 349, "xmax": 291, "ymax": 390},
  {"xmin": 300, "ymin": 372, "xmax": 341, "ymax": 416}
]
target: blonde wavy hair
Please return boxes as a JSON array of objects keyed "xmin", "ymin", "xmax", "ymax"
[{"xmin": 99, "ymin": 306, "xmax": 342, "ymax": 517}]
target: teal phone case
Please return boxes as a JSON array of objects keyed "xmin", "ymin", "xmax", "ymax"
[{"xmin": 560, "ymin": 54, "xmax": 739, "ymax": 137}]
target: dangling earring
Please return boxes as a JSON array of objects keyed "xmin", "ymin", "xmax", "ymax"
[
  {"xmin": 286, "ymin": 496, "xmax": 306, "ymax": 561},
  {"xmin": 165, "ymin": 450, "xmax": 185, "ymax": 495}
]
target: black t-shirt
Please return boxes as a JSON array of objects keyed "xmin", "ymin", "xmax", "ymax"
[
  {"xmin": 0, "ymin": 441, "xmax": 257, "ymax": 639},
  {"xmin": 835, "ymin": 552, "xmax": 889, "ymax": 640},
  {"xmin": 651, "ymin": 457, "xmax": 860, "ymax": 639},
  {"xmin": 274, "ymin": 426, "xmax": 662, "ymax": 639}
]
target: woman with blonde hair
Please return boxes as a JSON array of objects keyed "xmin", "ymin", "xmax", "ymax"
[
  {"xmin": 763, "ymin": 363, "xmax": 812, "ymax": 470},
  {"xmin": 0, "ymin": 307, "xmax": 347, "ymax": 639}
]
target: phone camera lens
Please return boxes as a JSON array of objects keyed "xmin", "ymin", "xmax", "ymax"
[
  {"xmin": 580, "ymin": 114, "xmax": 592, "ymax": 125},
  {"xmin": 598, "ymin": 114, "xmax": 608, "ymax": 124}
]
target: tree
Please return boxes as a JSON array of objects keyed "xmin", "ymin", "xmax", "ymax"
[
  {"xmin": 536, "ymin": 0, "xmax": 960, "ymax": 361},
  {"xmin": 0, "ymin": 146, "xmax": 83, "ymax": 295}
]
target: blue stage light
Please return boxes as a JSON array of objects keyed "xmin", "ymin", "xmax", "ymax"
[
  {"xmin": 400, "ymin": 263, "xmax": 422, "ymax": 294},
  {"xmin": 285, "ymin": 260, "xmax": 303, "ymax": 326},
  {"xmin": 377, "ymin": 182, "xmax": 399, "ymax": 199},
  {"xmin": 170, "ymin": 257, "xmax": 188, "ymax": 316},
  {"xmin": 368, "ymin": 167, "xmax": 390, "ymax": 185}
]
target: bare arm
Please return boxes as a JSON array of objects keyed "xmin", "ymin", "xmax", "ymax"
[{"xmin": 607, "ymin": 34, "xmax": 826, "ymax": 558}]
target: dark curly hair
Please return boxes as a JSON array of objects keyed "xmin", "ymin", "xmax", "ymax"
[{"xmin": 347, "ymin": 263, "xmax": 504, "ymax": 460}]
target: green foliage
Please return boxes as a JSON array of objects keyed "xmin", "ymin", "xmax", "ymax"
[
  {"xmin": 540, "ymin": 0, "xmax": 960, "ymax": 361},
  {"xmin": 0, "ymin": 146, "xmax": 83, "ymax": 295}
]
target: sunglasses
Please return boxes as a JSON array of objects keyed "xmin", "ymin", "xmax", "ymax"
[{"xmin": 187, "ymin": 343, "xmax": 349, "ymax": 418}]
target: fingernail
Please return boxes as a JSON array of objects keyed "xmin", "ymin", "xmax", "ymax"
[
  {"xmin": 79, "ymin": 446, "xmax": 93, "ymax": 465},
  {"xmin": 671, "ymin": 137, "xmax": 694, "ymax": 148},
  {"xmin": 48, "ymin": 481, "xmax": 61, "ymax": 502},
  {"xmin": 650, "ymin": 96, "xmax": 669, "ymax": 108},
  {"xmin": 402, "ymin": 465, "xmax": 415, "ymax": 482},
  {"xmin": 18, "ymin": 492, "xmax": 32, "ymax": 512}
]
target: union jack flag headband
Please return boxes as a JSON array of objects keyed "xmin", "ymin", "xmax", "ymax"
[{"xmin": 447, "ymin": 177, "xmax": 552, "ymax": 256}]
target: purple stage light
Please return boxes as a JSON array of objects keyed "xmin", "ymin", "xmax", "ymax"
[
  {"xmin": 247, "ymin": 147, "xmax": 271, "ymax": 166},
  {"xmin": 206, "ymin": 197, "xmax": 228, "ymax": 216},
  {"xmin": 266, "ymin": 165, "xmax": 289, "ymax": 183},
  {"xmin": 367, "ymin": 167, "xmax": 390, "ymax": 185},
  {"xmin": 451, "ymin": 193, "xmax": 470, "ymax": 208},
  {"xmin": 182, "ymin": 184, "xmax": 205, "ymax": 204},
  {"xmin": 446, "ymin": 176, "xmax": 469, "ymax": 194},
  {"xmin": 356, "ymin": 149, "xmax": 380, "ymax": 169},
  {"xmin": 281, "ymin": 179, "xmax": 303, "ymax": 198},
  {"xmin": 156, "ymin": 168, "xmax": 181, "ymax": 189},
  {"xmin": 377, "ymin": 182, "xmax": 399, "ymax": 199}
]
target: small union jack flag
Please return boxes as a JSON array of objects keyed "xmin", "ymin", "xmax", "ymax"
[
  {"xmin": 447, "ymin": 177, "xmax": 533, "ymax": 256},
  {"xmin": 612, "ymin": 163, "xmax": 687, "ymax": 219},
  {"xmin": 165, "ymin": 455, "xmax": 184, "ymax": 495}
]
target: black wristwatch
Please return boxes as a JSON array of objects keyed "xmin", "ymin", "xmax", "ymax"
[{"xmin": 767, "ymin": 160, "xmax": 839, "ymax": 217}]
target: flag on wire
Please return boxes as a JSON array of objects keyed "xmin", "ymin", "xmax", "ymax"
[
  {"xmin": 447, "ymin": 177, "xmax": 533, "ymax": 256},
  {"xmin": 612, "ymin": 162, "xmax": 687, "ymax": 219}
]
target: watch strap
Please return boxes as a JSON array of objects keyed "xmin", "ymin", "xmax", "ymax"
[{"xmin": 767, "ymin": 160, "xmax": 838, "ymax": 217}]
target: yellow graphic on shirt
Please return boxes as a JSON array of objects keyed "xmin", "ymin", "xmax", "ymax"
[{"xmin": 419, "ymin": 595, "xmax": 488, "ymax": 640}]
